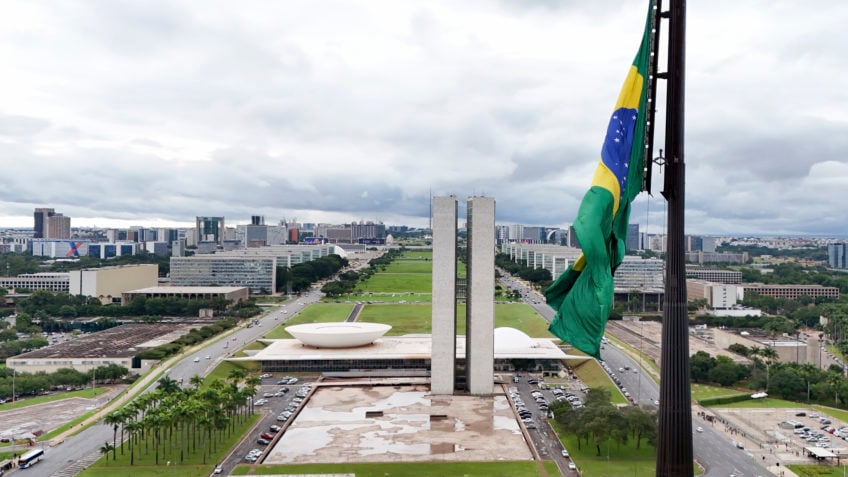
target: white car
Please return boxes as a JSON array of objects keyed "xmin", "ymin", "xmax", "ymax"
[
  {"xmin": 568, "ymin": 462, "xmax": 577, "ymax": 470},
  {"xmin": 696, "ymin": 427, "xmax": 703, "ymax": 433},
  {"xmin": 561, "ymin": 449, "xmax": 570, "ymax": 457}
]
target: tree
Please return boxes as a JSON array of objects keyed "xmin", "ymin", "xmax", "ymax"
[
  {"xmin": 104, "ymin": 411, "xmax": 123, "ymax": 460},
  {"xmin": 100, "ymin": 441, "xmax": 115, "ymax": 457}
]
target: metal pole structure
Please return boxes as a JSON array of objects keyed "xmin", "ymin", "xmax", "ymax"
[{"xmin": 656, "ymin": 0, "xmax": 692, "ymax": 475}]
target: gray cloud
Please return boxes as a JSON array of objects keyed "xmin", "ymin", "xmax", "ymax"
[{"xmin": 0, "ymin": 0, "xmax": 845, "ymax": 235}]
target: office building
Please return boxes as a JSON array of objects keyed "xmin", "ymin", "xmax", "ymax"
[
  {"xmin": 33, "ymin": 208, "xmax": 71, "ymax": 239},
  {"xmin": 431, "ymin": 196, "xmax": 495, "ymax": 396},
  {"xmin": 613, "ymin": 256, "xmax": 664, "ymax": 290},
  {"xmin": 431, "ymin": 196, "xmax": 458, "ymax": 395},
  {"xmin": 68, "ymin": 264, "xmax": 159, "ymax": 304},
  {"xmin": 31, "ymin": 239, "xmax": 89, "ymax": 258},
  {"xmin": 0, "ymin": 273, "xmax": 70, "ymax": 293},
  {"xmin": 33, "ymin": 208, "xmax": 54, "ymax": 238},
  {"xmin": 626, "ymin": 223, "xmax": 641, "ymax": 251},
  {"xmin": 686, "ymin": 266, "xmax": 742, "ymax": 284},
  {"xmin": 741, "ymin": 284, "xmax": 839, "ymax": 301},
  {"xmin": 828, "ymin": 243, "xmax": 847, "ymax": 269},
  {"xmin": 196, "ymin": 216, "xmax": 225, "ymax": 244},
  {"xmin": 501, "ymin": 243, "xmax": 581, "ymax": 278}
]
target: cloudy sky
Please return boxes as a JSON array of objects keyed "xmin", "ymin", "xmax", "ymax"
[{"xmin": 1, "ymin": 0, "xmax": 846, "ymax": 235}]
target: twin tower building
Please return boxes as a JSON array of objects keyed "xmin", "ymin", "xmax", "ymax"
[{"xmin": 431, "ymin": 196, "xmax": 496, "ymax": 396}]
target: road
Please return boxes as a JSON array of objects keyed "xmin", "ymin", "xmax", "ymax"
[
  {"xmin": 33, "ymin": 290, "xmax": 322, "ymax": 477},
  {"xmin": 498, "ymin": 273, "xmax": 776, "ymax": 477}
]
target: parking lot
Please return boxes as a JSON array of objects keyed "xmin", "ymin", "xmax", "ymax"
[
  {"xmin": 507, "ymin": 373, "xmax": 586, "ymax": 475},
  {"xmin": 218, "ymin": 375, "xmax": 313, "ymax": 474}
]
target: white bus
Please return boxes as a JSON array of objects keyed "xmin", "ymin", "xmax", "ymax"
[{"xmin": 19, "ymin": 448, "xmax": 44, "ymax": 469}]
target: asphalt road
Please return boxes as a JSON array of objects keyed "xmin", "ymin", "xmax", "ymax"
[
  {"xmin": 36, "ymin": 290, "xmax": 321, "ymax": 477},
  {"xmin": 498, "ymin": 274, "xmax": 776, "ymax": 477}
]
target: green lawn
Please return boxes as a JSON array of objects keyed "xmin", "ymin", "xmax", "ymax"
[
  {"xmin": 79, "ymin": 414, "xmax": 260, "ymax": 477},
  {"xmin": 264, "ymin": 304, "xmax": 355, "ymax": 338},
  {"xmin": 322, "ymin": 292, "xmax": 431, "ymax": 304},
  {"xmin": 0, "ymin": 387, "xmax": 110, "ymax": 411},
  {"xmin": 552, "ymin": 424, "xmax": 657, "ymax": 477},
  {"xmin": 789, "ymin": 464, "xmax": 848, "ymax": 477},
  {"xmin": 812, "ymin": 405, "xmax": 848, "ymax": 423},
  {"xmin": 357, "ymin": 273, "xmax": 432, "ymax": 293},
  {"xmin": 690, "ymin": 383, "xmax": 748, "ymax": 403},
  {"xmin": 203, "ymin": 360, "xmax": 260, "ymax": 388},
  {"xmin": 398, "ymin": 250, "xmax": 432, "ymax": 260},
  {"xmin": 566, "ymin": 350, "xmax": 628, "ymax": 405},
  {"xmin": 382, "ymin": 260, "xmax": 433, "ymax": 274},
  {"xmin": 711, "ymin": 397, "xmax": 804, "ymax": 408},
  {"xmin": 230, "ymin": 461, "xmax": 558, "ymax": 476},
  {"xmin": 358, "ymin": 304, "xmax": 435, "ymax": 335},
  {"xmin": 495, "ymin": 304, "xmax": 556, "ymax": 338}
]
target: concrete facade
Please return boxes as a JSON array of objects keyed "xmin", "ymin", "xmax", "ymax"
[
  {"xmin": 431, "ymin": 196, "xmax": 457, "ymax": 395},
  {"xmin": 68, "ymin": 264, "xmax": 159, "ymax": 304},
  {"xmin": 466, "ymin": 197, "xmax": 495, "ymax": 395}
]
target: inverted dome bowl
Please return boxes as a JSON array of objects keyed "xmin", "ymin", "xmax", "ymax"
[{"xmin": 286, "ymin": 322, "xmax": 392, "ymax": 348}]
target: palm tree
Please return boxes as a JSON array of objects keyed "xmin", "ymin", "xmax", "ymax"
[
  {"xmin": 761, "ymin": 347, "xmax": 779, "ymax": 391},
  {"xmin": 158, "ymin": 375, "xmax": 181, "ymax": 395},
  {"xmin": 125, "ymin": 420, "xmax": 142, "ymax": 466},
  {"xmin": 103, "ymin": 411, "xmax": 122, "ymax": 460},
  {"xmin": 227, "ymin": 367, "xmax": 246, "ymax": 386},
  {"xmin": 189, "ymin": 374, "xmax": 204, "ymax": 390},
  {"xmin": 100, "ymin": 441, "xmax": 115, "ymax": 457}
]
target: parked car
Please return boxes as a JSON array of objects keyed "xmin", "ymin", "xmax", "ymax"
[{"xmin": 257, "ymin": 438, "xmax": 270, "ymax": 445}]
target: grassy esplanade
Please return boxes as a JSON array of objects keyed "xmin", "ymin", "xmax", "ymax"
[
  {"xmin": 229, "ymin": 460, "xmax": 559, "ymax": 476},
  {"xmin": 564, "ymin": 349, "xmax": 628, "ymax": 406},
  {"xmin": 552, "ymin": 428, "xmax": 657, "ymax": 477},
  {"xmin": 264, "ymin": 304, "xmax": 355, "ymax": 339},
  {"xmin": 0, "ymin": 386, "xmax": 110, "ymax": 411}
]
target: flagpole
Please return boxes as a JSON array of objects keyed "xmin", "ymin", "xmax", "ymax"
[{"xmin": 656, "ymin": 0, "xmax": 692, "ymax": 475}]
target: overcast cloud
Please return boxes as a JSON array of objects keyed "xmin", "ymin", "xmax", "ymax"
[{"xmin": 1, "ymin": 0, "xmax": 846, "ymax": 235}]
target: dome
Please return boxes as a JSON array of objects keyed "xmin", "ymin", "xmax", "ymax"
[
  {"xmin": 286, "ymin": 322, "xmax": 392, "ymax": 348},
  {"xmin": 494, "ymin": 327, "xmax": 538, "ymax": 351}
]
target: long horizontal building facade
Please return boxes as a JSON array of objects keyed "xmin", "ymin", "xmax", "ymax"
[
  {"xmin": 0, "ymin": 273, "xmax": 70, "ymax": 292},
  {"xmin": 170, "ymin": 244, "xmax": 343, "ymax": 293},
  {"xmin": 501, "ymin": 243, "xmax": 582, "ymax": 278},
  {"xmin": 686, "ymin": 266, "xmax": 742, "ymax": 284},
  {"xmin": 742, "ymin": 284, "xmax": 840, "ymax": 300},
  {"xmin": 121, "ymin": 286, "xmax": 249, "ymax": 306}
]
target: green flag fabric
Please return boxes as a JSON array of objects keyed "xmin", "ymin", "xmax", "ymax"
[{"xmin": 546, "ymin": 4, "xmax": 653, "ymax": 358}]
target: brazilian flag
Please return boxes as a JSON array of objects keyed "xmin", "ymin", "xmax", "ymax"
[{"xmin": 546, "ymin": 3, "xmax": 654, "ymax": 358}]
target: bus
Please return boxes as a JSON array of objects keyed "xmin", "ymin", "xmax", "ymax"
[{"xmin": 19, "ymin": 448, "xmax": 44, "ymax": 469}]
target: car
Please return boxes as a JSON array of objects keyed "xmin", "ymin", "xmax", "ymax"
[
  {"xmin": 213, "ymin": 466, "xmax": 223, "ymax": 474},
  {"xmin": 269, "ymin": 425, "xmax": 281, "ymax": 432},
  {"xmin": 257, "ymin": 438, "xmax": 270, "ymax": 445},
  {"xmin": 260, "ymin": 432, "xmax": 274, "ymax": 440},
  {"xmin": 561, "ymin": 449, "xmax": 570, "ymax": 457},
  {"xmin": 734, "ymin": 441, "xmax": 744, "ymax": 449},
  {"xmin": 568, "ymin": 462, "xmax": 577, "ymax": 470},
  {"xmin": 193, "ymin": 357, "xmax": 200, "ymax": 362},
  {"xmin": 696, "ymin": 427, "xmax": 703, "ymax": 433}
]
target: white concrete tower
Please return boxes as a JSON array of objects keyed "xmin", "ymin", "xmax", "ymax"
[
  {"xmin": 466, "ymin": 196, "xmax": 495, "ymax": 395},
  {"xmin": 430, "ymin": 196, "xmax": 458, "ymax": 395}
]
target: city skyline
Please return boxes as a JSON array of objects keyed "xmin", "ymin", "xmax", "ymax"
[{"xmin": 1, "ymin": 1, "xmax": 846, "ymax": 235}]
